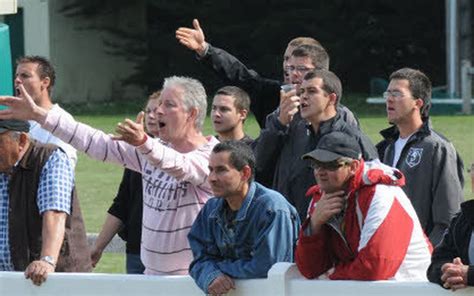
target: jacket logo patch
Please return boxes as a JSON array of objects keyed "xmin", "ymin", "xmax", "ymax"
[{"xmin": 405, "ymin": 147, "xmax": 423, "ymax": 168}]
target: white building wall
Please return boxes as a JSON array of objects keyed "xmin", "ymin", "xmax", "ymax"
[{"xmin": 47, "ymin": 0, "xmax": 146, "ymax": 103}]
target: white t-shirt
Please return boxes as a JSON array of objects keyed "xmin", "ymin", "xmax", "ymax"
[
  {"xmin": 29, "ymin": 104, "xmax": 78, "ymax": 168},
  {"xmin": 392, "ymin": 134, "xmax": 413, "ymax": 167}
]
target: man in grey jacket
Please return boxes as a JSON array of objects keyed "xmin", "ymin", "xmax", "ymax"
[
  {"xmin": 377, "ymin": 68, "xmax": 464, "ymax": 246},
  {"xmin": 255, "ymin": 69, "xmax": 378, "ymax": 221}
]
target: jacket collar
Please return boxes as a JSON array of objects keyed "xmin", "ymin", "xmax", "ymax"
[
  {"xmin": 305, "ymin": 158, "xmax": 405, "ymax": 198},
  {"xmin": 209, "ymin": 182, "xmax": 257, "ymax": 222},
  {"xmin": 305, "ymin": 111, "xmax": 341, "ymax": 136},
  {"xmin": 380, "ymin": 119, "xmax": 432, "ymax": 143}
]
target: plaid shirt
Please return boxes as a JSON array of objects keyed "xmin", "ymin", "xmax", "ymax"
[{"xmin": 0, "ymin": 149, "xmax": 73, "ymax": 271}]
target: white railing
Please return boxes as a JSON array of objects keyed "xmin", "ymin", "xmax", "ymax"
[
  {"xmin": 2, "ymin": 263, "xmax": 473, "ymax": 296},
  {"xmin": 461, "ymin": 59, "xmax": 474, "ymax": 115},
  {"xmin": 0, "ymin": 0, "xmax": 17, "ymax": 15}
]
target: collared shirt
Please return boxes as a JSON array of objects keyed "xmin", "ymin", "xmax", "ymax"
[
  {"xmin": 188, "ymin": 182, "xmax": 300, "ymax": 293},
  {"xmin": 0, "ymin": 149, "xmax": 73, "ymax": 271}
]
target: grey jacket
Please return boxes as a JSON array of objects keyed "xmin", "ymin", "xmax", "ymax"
[{"xmin": 378, "ymin": 121, "xmax": 464, "ymax": 246}]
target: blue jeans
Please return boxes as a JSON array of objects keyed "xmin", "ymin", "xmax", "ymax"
[{"xmin": 126, "ymin": 253, "xmax": 145, "ymax": 274}]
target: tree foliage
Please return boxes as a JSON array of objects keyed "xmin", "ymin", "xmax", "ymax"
[{"xmin": 59, "ymin": 0, "xmax": 468, "ymax": 95}]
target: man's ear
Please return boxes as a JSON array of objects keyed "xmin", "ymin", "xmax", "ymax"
[
  {"xmin": 187, "ymin": 107, "xmax": 198, "ymax": 124},
  {"xmin": 414, "ymin": 97, "xmax": 424, "ymax": 110},
  {"xmin": 18, "ymin": 133, "xmax": 29, "ymax": 152},
  {"xmin": 41, "ymin": 77, "xmax": 51, "ymax": 92},
  {"xmin": 241, "ymin": 165, "xmax": 252, "ymax": 182},
  {"xmin": 349, "ymin": 159, "xmax": 360, "ymax": 174},
  {"xmin": 328, "ymin": 93, "xmax": 338, "ymax": 106},
  {"xmin": 238, "ymin": 108, "xmax": 248, "ymax": 122}
]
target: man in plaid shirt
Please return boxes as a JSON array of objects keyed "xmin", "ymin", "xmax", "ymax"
[{"xmin": 0, "ymin": 119, "xmax": 90, "ymax": 286}]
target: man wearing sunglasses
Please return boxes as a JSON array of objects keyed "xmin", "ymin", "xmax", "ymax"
[
  {"xmin": 377, "ymin": 68, "xmax": 464, "ymax": 246},
  {"xmin": 295, "ymin": 131, "xmax": 432, "ymax": 281}
]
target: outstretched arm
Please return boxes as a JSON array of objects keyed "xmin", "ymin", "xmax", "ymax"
[
  {"xmin": 176, "ymin": 19, "xmax": 281, "ymax": 128},
  {"xmin": 0, "ymin": 84, "xmax": 48, "ymax": 123}
]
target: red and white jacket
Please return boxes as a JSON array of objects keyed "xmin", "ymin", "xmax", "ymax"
[{"xmin": 295, "ymin": 159, "xmax": 433, "ymax": 281}]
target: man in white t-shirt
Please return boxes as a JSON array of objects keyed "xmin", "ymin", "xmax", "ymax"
[
  {"xmin": 14, "ymin": 56, "xmax": 77, "ymax": 167},
  {"xmin": 376, "ymin": 68, "xmax": 464, "ymax": 246}
]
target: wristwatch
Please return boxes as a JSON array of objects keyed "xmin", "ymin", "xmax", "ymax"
[{"xmin": 40, "ymin": 256, "xmax": 56, "ymax": 268}]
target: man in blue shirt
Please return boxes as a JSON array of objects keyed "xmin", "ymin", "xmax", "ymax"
[{"xmin": 188, "ymin": 141, "xmax": 300, "ymax": 295}]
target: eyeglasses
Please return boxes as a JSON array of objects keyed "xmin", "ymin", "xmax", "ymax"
[
  {"xmin": 285, "ymin": 66, "xmax": 314, "ymax": 74},
  {"xmin": 383, "ymin": 91, "xmax": 405, "ymax": 100},
  {"xmin": 310, "ymin": 160, "xmax": 349, "ymax": 171}
]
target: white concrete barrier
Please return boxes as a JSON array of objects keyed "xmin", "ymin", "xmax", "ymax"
[
  {"xmin": 2, "ymin": 263, "xmax": 473, "ymax": 296},
  {"xmin": 87, "ymin": 233, "xmax": 126, "ymax": 253}
]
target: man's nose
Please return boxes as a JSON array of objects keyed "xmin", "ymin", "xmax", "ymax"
[{"xmin": 209, "ymin": 171, "xmax": 217, "ymax": 182}]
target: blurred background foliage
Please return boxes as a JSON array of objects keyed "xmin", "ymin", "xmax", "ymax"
[{"xmin": 58, "ymin": 0, "xmax": 470, "ymax": 98}]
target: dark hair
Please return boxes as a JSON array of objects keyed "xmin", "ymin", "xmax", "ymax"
[
  {"xmin": 389, "ymin": 68, "xmax": 432, "ymax": 120},
  {"xmin": 16, "ymin": 56, "xmax": 56, "ymax": 96},
  {"xmin": 303, "ymin": 69, "xmax": 342, "ymax": 105},
  {"xmin": 291, "ymin": 44, "xmax": 330, "ymax": 71},
  {"xmin": 212, "ymin": 140, "xmax": 255, "ymax": 183},
  {"xmin": 215, "ymin": 86, "xmax": 250, "ymax": 112}
]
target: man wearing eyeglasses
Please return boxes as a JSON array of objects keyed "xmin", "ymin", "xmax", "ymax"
[
  {"xmin": 176, "ymin": 19, "xmax": 319, "ymax": 128},
  {"xmin": 176, "ymin": 19, "xmax": 359, "ymax": 128},
  {"xmin": 295, "ymin": 131, "xmax": 432, "ymax": 281},
  {"xmin": 377, "ymin": 68, "xmax": 464, "ymax": 246}
]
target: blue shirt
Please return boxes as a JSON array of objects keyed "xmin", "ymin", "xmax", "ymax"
[
  {"xmin": 188, "ymin": 182, "xmax": 300, "ymax": 293},
  {"xmin": 0, "ymin": 149, "xmax": 73, "ymax": 271}
]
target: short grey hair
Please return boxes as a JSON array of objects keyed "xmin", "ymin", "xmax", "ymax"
[
  {"xmin": 163, "ymin": 76, "xmax": 207, "ymax": 130},
  {"xmin": 9, "ymin": 131, "xmax": 22, "ymax": 141}
]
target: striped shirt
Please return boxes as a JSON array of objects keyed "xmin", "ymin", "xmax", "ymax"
[
  {"xmin": 42, "ymin": 108, "xmax": 218, "ymax": 275},
  {"xmin": 0, "ymin": 149, "xmax": 73, "ymax": 271},
  {"xmin": 29, "ymin": 104, "xmax": 78, "ymax": 168}
]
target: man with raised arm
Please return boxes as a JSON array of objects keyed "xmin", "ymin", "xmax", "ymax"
[
  {"xmin": 176, "ymin": 19, "xmax": 323, "ymax": 128},
  {"xmin": 0, "ymin": 77, "xmax": 219, "ymax": 275}
]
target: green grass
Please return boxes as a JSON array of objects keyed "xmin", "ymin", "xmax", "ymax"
[{"xmin": 74, "ymin": 112, "xmax": 474, "ymax": 273}]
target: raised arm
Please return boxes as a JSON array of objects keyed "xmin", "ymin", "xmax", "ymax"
[
  {"xmin": 0, "ymin": 88, "xmax": 213, "ymax": 185},
  {"xmin": 114, "ymin": 112, "xmax": 215, "ymax": 186},
  {"xmin": 176, "ymin": 19, "xmax": 281, "ymax": 128},
  {"xmin": 254, "ymin": 90, "xmax": 300, "ymax": 183}
]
